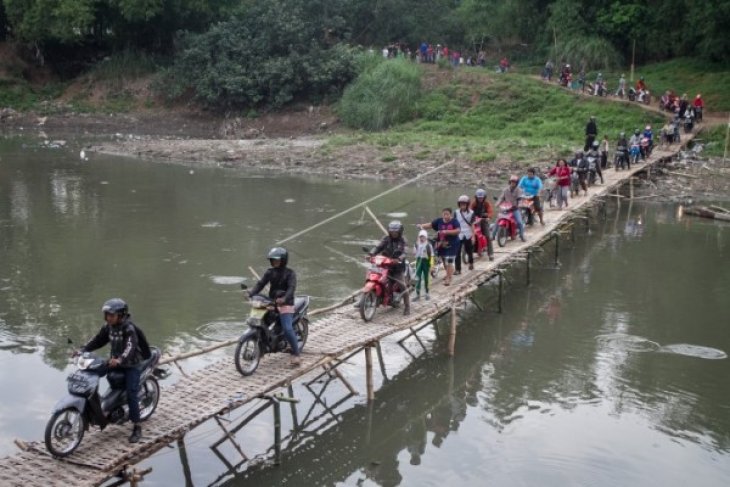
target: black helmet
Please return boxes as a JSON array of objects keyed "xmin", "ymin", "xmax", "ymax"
[
  {"xmin": 634, "ymin": 129, "xmax": 640, "ymax": 135},
  {"xmin": 267, "ymin": 246, "xmax": 288, "ymax": 266},
  {"xmin": 388, "ymin": 220, "xmax": 404, "ymax": 238},
  {"xmin": 102, "ymin": 298, "xmax": 128, "ymax": 316},
  {"xmin": 592, "ymin": 140, "xmax": 600, "ymax": 148}
]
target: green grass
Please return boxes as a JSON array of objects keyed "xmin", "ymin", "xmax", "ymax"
[
  {"xmin": 330, "ymin": 67, "xmax": 664, "ymax": 163},
  {"xmin": 0, "ymin": 78, "xmax": 66, "ymax": 111},
  {"xmin": 699, "ymin": 124, "xmax": 729, "ymax": 158}
]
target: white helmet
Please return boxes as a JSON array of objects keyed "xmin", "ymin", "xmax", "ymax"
[{"xmin": 457, "ymin": 195, "xmax": 469, "ymax": 204}]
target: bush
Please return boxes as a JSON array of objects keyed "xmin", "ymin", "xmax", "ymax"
[
  {"xmin": 164, "ymin": 0, "xmax": 359, "ymax": 109},
  {"xmin": 339, "ymin": 59, "xmax": 422, "ymax": 131}
]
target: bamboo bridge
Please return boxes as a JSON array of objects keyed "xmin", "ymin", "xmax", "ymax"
[{"xmin": 0, "ymin": 138, "xmax": 694, "ymax": 486}]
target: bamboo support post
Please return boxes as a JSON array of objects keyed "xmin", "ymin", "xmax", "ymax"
[
  {"xmin": 497, "ymin": 271, "xmax": 504, "ymax": 313},
  {"xmin": 553, "ymin": 231, "xmax": 560, "ymax": 267},
  {"xmin": 273, "ymin": 399, "xmax": 282, "ymax": 465},
  {"xmin": 248, "ymin": 266, "xmax": 261, "ymax": 280},
  {"xmin": 365, "ymin": 206, "xmax": 388, "ymax": 235},
  {"xmin": 326, "ymin": 364, "xmax": 358, "ymax": 396},
  {"xmin": 365, "ymin": 344, "xmax": 374, "ymax": 402},
  {"xmin": 287, "ymin": 383, "xmax": 299, "ymax": 432},
  {"xmin": 526, "ymin": 250, "xmax": 531, "ymax": 286},
  {"xmin": 448, "ymin": 303, "xmax": 457, "ymax": 356},
  {"xmin": 177, "ymin": 436, "xmax": 194, "ymax": 487},
  {"xmin": 375, "ymin": 341, "xmax": 388, "ymax": 381}
]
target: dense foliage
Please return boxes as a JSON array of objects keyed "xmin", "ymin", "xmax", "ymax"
[
  {"xmin": 1, "ymin": 0, "xmax": 728, "ymax": 108},
  {"xmin": 163, "ymin": 0, "xmax": 360, "ymax": 109}
]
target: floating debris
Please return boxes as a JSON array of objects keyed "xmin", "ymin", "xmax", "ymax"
[
  {"xmin": 201, "ymin": 221, "xmax": 223, "ymax": 228},
  {"xmin": 209, "ymin": 276, "xmax": 245, "ymax": 285},
  {"xmin": 595, "ymin": 333, "xmax": 660, "ymax": 352},
  {"xmin": 658, "ymin": 344, "xmax": 727, "ymax": 360}
]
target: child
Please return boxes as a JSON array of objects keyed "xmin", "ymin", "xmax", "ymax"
[{"xmin": 413, "ymin": 230, "xmax": 434, "ymax": 300}]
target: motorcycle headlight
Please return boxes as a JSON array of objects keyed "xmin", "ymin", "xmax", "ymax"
[
  {"xmin": 250, "ymin": 299, "xmax": 268, "ymax": 309},
  {"xmin": 78, "ymin": 356, "xmax": 95, "ymax": 370}
]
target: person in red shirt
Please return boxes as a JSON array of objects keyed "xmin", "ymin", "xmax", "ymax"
[
  {"xmin": 693, "ymin": 94, "xmax": 704, "ymax": 122},
  {"xmin": 548, "ymin": 158, "xmax": 572, "ymax": 210}
]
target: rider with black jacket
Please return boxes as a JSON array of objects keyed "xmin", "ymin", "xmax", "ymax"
[
  {"xmin": 249, "ymin": 247, "xmax": 301, "ymax": 366},
  {"xmin": 81, "ymin": 298, "xmax": 150, "ymax": 443},
  {"xmin": 370, "ymin": 221, "xmax": 410, "ymax": 316}
]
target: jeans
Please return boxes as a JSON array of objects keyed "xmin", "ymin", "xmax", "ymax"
[
  {"xmin": 124, "ymin": 366, "xmax": 141, "ymax": 423},
  {"xmin": 279, "ymin": 313, "xmax": 299, "ymax": 356},
  {"xmin": 513, "ymin": 209, "xmax": 525, "ymax": 240},
  {"xmin": 455, "ymin": 237, "xmax": 473, "ymax": 272},
  {"xmin": 557, "ymin": 186, "xmax": 570, "ymax": 209}
]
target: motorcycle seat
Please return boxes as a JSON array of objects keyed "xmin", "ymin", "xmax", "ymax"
[{"xmin": 136, "ymin": 347, "xmax": 160, "ymax": 371}]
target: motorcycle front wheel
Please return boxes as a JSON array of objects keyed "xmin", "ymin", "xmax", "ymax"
[
  {"xmin": 295, "ymin": 318, "xmax": 309, "ymax": 351},
  {"xmin": 235, "ymin": 334, "xmax": 262, "ymax": 376},
  {"xmin": 139, "ymin": 377, "xmax": 160, "ymax": 421},
  {"xmin": 359, "ymin": 290, "xmax": 378, "ymax": 322},
  {"xmin": 497, "ymin": 226, "xmax": 508, "ymax": 247},
  {"xmin": 44, "ymin": 407, "xmax": 86, "ymax": 457}
]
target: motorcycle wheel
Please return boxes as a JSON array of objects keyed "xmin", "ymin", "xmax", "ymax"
[
  {"xmin": 138, "ymin": 377, "xmax": 160, "ymax": 421},
  {"xmin": 359, "ymin": 290, "xmax": 378, "ymax": 322},
  {"xmin": 497, "ymin": 226, "xmax": 508, "ymax": 247},
  {"xmin": 234, "ymin": 334, "xmax": 261, "ymax": 376},
  {"xmin": 44, "ymin": 407, "xmax": 86, "ymax": 458},
  {"xmin": 295, "ymin": 318, "xmax": 309, "ymax": 351}
]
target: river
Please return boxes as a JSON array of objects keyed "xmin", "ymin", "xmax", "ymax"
[{"xmin": 1, "ymin": 139, "xmax": 729, "ymax": 486}]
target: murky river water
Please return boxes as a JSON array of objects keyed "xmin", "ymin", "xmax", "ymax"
[{"xmin": 1, "ymin": 139, "xmax": 729, "ymax": 486}]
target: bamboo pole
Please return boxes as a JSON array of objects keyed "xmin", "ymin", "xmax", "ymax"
[
  {"xmin": 365, "ymin": 344, "xmax": 374, "ymax": 402},
  {"xmin": 365, "ymin": 206, "xmax": 388, "ymax": 235},
  {"xmin": 248, "ymin": 266, "xmax": 261, "ymax": 280},
  {"xmin": 447, "ymin": 303, "xmax": 457, "ymax": 356},
  {"xmin": 724, "ymin": 113, "xmax": 730, "ymax": 165}
]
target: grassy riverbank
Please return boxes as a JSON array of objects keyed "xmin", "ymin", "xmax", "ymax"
[{"xmin": 331, "ymin": 67, "xmax": 664, "ymax": 165}]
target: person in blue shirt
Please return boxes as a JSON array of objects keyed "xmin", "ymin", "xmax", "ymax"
[
  {"xmin": 518, "ymin": 168, "xmax": 544, "ymax": 225},
  {"xmin": 418, "ymin": 208, "xmax": 461, "ymax": 286}
]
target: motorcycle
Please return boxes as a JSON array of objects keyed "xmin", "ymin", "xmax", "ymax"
[
  {"xmin": 586, "ymin": 154, "xmax": 600, "ymax": 185},
  {"xmin": 470, "ymin": 217, "xmax": 490, "ymax": 259},
  {"xmin": 640, "ymin": 136, "xmax": 653, "ymax": 159},
  {"xmin": 45, "ymin": 347, "xmax": 165, "ymax": 457},
  {"xmin": 494, "ymin": 202, "xmax": 520, "ymax": 247},
  {"xmin": 614, "ymin": 146, "xmax": 628, "ymax": 171},
  {"xmin": 358, "ymin": 248, "xmax": 410, "ymax": 322},
  {"xmin": 520, "ymin": 195, "xmax": 537, "ymax": 225},
  {"xmin": 235, "ymin": 285, "xmax": 310, "ymax": 375},
  {"xmin": 684, "ymin": 114, "xmax": 694, "ymax": 133}
]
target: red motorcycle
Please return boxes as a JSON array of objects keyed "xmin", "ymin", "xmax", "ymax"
[
  {"xmin": 471, "ymin": 216, "xmax": 490, "ymax": 258},
  {"xmin": 494, "ymin": 202, "xmax": 520, "ymax": 247},
  {"xmin": 358, "ymin": 248, "xmax": 408, "ymax": 322}
]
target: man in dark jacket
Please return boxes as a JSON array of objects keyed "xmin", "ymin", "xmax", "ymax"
[
  {"xmin": 81, "ymin": 298, "xmax": 150, "ymax": 443},
  {"xmin": 248, "ymin": 247, "xmax": 301, "ymax": 366},
  {"xmin": 370, "ymin": 221, "xmax": 410, "ymax": 315},
  {"xmin": 584, "ymin": 116, "xmax": 598, "ymax": 151}
]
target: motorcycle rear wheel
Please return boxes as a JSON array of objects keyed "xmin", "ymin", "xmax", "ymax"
[
  {"xmin": 139, "ymin": 377, "xmax": 160, "ymax": 421},
  {"xmin": 497, "ymin": 226, "xmax": 508, "ymax": 247},
  {"xmin": 45, "ymin": 407, "xmax": 86, "ymax": 457},
  {"xmin": 235, "ymin": 335, "xmax": 261, "ymax": 376},
  {"xmin": 359, "ymin": 290, "xmax": 378, "ymax": 322}
]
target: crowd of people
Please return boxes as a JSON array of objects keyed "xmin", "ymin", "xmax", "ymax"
[{"xmin": 377, "ymin": 42, "xmax": 510, "ymax": 70}]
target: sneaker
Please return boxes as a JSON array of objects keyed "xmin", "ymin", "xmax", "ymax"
[
  {"xmin": 290, "ymin": 355, "xmax": 302, "ymax": 367},
  {"xmin": 454, "ymin": 271, "xmax": 461, "ymax": 275},
  {"xmin": 403, "ymin": 307, "xmax": 411, "ymax": 316},
  {"xmin": 413, "ymin": 294, "xmax": 421, "ymax": 302},
  {"xmin": 129, "ymin": 424, "xmax": 142, "ymax": 443},
  {"xmin": 488, "ymin": 255, "xmax": 495, "ymax": 261},
  {"xmin": 425, "ymin": 293, "xmax": 430, "ymax": 301},
  {"xmin": 468, "ymin": 264, "xmax": 474, "ymax": 270}
]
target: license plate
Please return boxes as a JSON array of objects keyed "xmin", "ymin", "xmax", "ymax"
[{"xmin": 249, "ymin": 308, "xmax": 266, "ymax": 319}]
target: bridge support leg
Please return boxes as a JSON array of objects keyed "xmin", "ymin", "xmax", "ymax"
[
  {"xmin": 375, "ymin": 341, "xmax": 388, "ymax": 381},
  {"xmin": 273, "ymin": 399, "xmax": 282, "ymax": 465},
  {"xmin": 553, "ymin": 232, "xmax": 560, "ymax": 267},
  {"xmin": 497, "ymin": 271, "xmax": 504, "ymax": 313},
  {"xmin": 526, "ymin": 251, "xmax": 531, "ymax": 286},
  {"xmin": 448, "ymin": 303, "xmax": 457, "ymax": 356},
  {"xmin": 287, "ymin": 383, "xmax": 299, "ymax": 433},
  {"xmin": 365, "ymin": 344, "xmax": 374, "ymax": 402},
  {"xmin": 177, "ymin": 437, "xmax": 194, "ymax": 487}
]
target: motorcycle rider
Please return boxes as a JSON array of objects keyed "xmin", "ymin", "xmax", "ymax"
[
  {"xmin": 693, "ymin": 94, "xmax": 704, "ymax": 122},
  {"xmin": 616, "ymin": 74, "xmax": 626, "ymax": 97},
  {"xmin": 636, "ymin": 77, "xmax": 648, "ymax": 102},
  {"xmin": 518, "ymin": 168, "xmax": 544, "ymax": 225},
  {"xmin": 584, "ymin": 115, "xmax": 598, "ymax": 151},
  {"xmin": 370, "ymin": 221, "xmax": 411, "ymax": 315},
  {"xmin": 616, "ymin": 132, "xmax": 629, "ymax": 169},
  {"xmin": 586, "ymin": 140, "xmax": 605, "ymax": 184},
  {"xmin": 470, "ymin": 188, "xmax": 495, "ymax": 261},
  {"xmin": 248, "ymin": 247, "xmax": 302, "ymax": 366},
  {"xmin": 79, "ymin": 298, "xmax": 151, "ymax": 443},
  {"xmin": 629, "ymin": 128, "xmax": 642, "ymax": 162},
  {"xmin": 495, "ymin": 175, "xmax": 526, "ymax": 242}
]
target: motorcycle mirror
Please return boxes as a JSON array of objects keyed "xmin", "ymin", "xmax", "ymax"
[
  {"xmin": 67, "ymin": 338, "xmax": 73, "ymax": 345},
  {"xmin": 362, "ymin": 246, "xmax": 371, "ymax": 253},
  {"xmin": 240, "ymin": 283, "xmax": 248, "ymax": 290}
]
